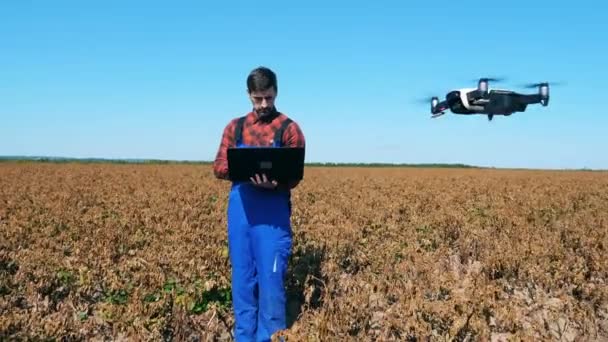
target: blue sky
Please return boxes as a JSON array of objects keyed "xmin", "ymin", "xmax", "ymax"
[{"xmin": 2, "ymin": 1, "xmax": 607, "ymax": 169}]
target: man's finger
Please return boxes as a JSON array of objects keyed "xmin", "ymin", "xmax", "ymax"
[{"xmin": 262, "ymin": 174, "xmax": 268, "ymax": 183}]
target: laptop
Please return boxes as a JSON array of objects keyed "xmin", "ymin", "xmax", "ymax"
[{"xmin": 227, "ymin": 147, "xmax": 305, "ymax": 183}]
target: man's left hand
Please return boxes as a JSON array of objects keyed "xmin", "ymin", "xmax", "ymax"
[{"xmin": 250, "ymin": 173, "xmax": 278, "ymax": 189}]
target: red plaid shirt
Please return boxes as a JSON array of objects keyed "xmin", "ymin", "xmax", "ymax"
[{"xmin": 213, "ymin": 111, "xmax": 306, "ymax": 188}]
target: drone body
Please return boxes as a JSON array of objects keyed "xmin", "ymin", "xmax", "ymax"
[{"xmin": 431, "ymin": 78, "xmax": 551, "ymax": 121}]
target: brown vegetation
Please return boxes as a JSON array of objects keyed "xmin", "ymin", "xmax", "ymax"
[{"xmin": 1, "ymin": 163, "xmax": 607, "ymax": 341}]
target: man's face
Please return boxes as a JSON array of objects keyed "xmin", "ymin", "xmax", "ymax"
[{"xmin": 249, "ymin": 87, "xmax": 277, "ymax": 117}]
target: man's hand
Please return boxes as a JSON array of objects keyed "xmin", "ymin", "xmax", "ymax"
[{"xmin": 250, "ymin": 173, "xmax": 278, "ymax": 189}]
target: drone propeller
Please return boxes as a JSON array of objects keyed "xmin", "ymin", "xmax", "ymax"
[
  {"xmin": 412, "ymin": 96, "xmax": 438, "ymax": 105},
  {"xmin": 474, "ymin": 77, "xmax": 506, "ymax": 83},
  {"xmin": 521, "ymin": 81, "xmax": 565, "ymax": 89}
]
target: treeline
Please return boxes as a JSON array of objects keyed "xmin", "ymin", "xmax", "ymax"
[
  {"xmin": 0, "ymin": 156, "xmax": 204, "ymax": 165},
  {"xmin": 0, "ymin": 156, "xmax": 478, "ymax": 168},
  {"xmin": 305, "ymin": 162, "xmax": 477, "ymax": 168}
]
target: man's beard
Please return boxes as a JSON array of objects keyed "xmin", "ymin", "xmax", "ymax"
[{"xmin": 255, "ymin": 106, "xmax": 277, "ymax": 118}]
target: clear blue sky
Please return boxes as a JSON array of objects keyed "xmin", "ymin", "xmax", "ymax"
[{"xmin": 2, "ymin": 1, "xmax": 607, "ymax": 169}]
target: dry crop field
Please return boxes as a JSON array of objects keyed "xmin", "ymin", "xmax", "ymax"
[{"xmin": 1, "ymin": 162, "xmax": 607, "ymax": 341}]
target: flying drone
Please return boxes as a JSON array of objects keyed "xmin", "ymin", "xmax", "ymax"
[{"xmin": 427, "ymin": 78, "xmax": 556, "ymax": 121}]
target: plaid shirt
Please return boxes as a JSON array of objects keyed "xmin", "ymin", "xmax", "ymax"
[{"xmin": 213, "ymin": 110, "xmax": 306, "ymax": 188}]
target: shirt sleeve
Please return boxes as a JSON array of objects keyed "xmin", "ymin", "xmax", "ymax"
[
  {"xmin": 213, "ymin": 119, "xmax": 237, "ymax": 180},
  {"xmin": 281, "ymin": 121, "xmax": 306, "ymax": 189},
  {"xmin": 283, "ymin": 120, "xmax": 306, "ymax": 149}
]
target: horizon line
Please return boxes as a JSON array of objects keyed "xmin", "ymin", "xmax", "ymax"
[{"xmin": 0, "ymin": 155, "xmax": 605, "ymax": 172}]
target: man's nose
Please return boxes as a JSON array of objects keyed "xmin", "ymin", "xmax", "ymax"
[{"xmin": 262, "ymin": 98, "xmax": 269, "ymax": 107}]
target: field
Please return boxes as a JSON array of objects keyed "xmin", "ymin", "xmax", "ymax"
[{"xmin": 1, "ymin": 162, "xmax": 607, "ymax": 341}]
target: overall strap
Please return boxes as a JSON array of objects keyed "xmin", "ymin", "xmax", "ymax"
[
  {"xmin": 233, "ymin": 116, "xmax": 247, "ymax": 145},
  {"xmin": 273, "ymin": 118, "xmax": 293, "ymax": 147}
]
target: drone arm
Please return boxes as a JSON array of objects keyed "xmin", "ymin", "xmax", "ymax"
[
  {"xmin": 432, "ymin": 100, "xmax": 449, "ymax": 114},
  {"xmin": 468, "ymin": 89, "xmax": 485, "ymax": 100},
  {"xmin": 518, "ymin": 94, "xmax": 542, "ymax": 105}
]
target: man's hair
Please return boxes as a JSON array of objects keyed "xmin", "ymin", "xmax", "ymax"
[{"xmin": 247, "ymin": 66, "xmax": 277, "ymax": 93}]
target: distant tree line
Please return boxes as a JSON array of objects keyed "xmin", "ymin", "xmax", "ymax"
[{"xmin": 0, "ymin": 156, "xmax": 481, "ymax": 168}]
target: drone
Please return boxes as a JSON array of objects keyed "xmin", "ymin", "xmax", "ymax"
[{"xmin": 428, "ymin": 78, "xmax": 555, "ymax": 121}]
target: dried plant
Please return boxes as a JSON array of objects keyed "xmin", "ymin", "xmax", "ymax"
[{"xmin": 1, "ymin": 163, "xmax": 607, "ymax": 341}]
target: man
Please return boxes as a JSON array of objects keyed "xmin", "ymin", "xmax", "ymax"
[{"xmin": 213, "ymin": 66, "xmax": 306, "ymax": 341}]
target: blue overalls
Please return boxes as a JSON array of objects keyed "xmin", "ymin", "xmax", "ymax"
[{"xmin": 227, "ymin": 116, "xmax": 293, "ymax": 342}]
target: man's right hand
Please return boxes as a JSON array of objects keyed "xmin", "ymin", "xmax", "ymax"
[{"xmin": 250, "ymin": 173, "xmax": 278, "ymax": 189}]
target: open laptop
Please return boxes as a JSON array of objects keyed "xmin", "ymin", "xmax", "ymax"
[{"xmin": 227, "ymin": 147, "xmax": 305, "ymax": 183}]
